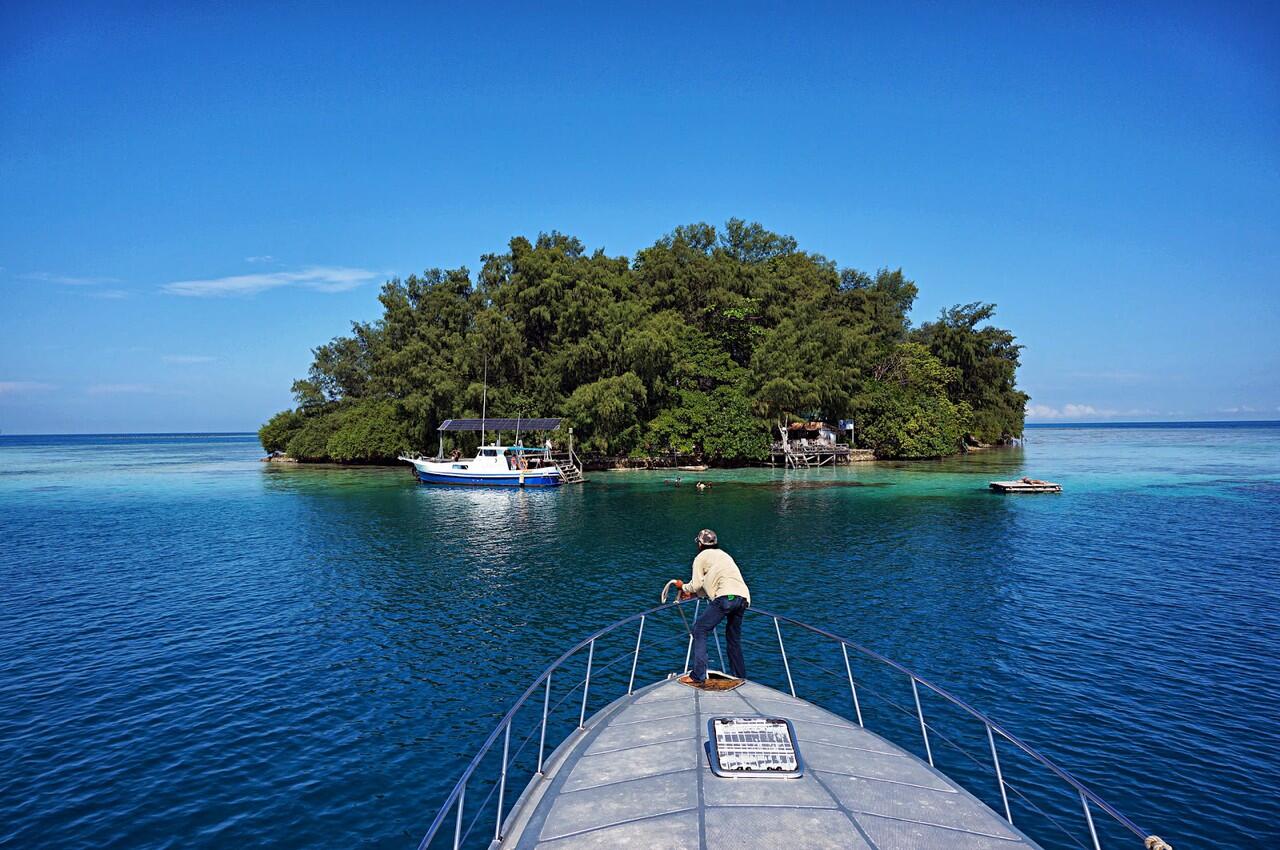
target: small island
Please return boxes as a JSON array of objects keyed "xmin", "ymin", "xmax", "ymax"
[{"xmin": 259, "ymin": 220, "xmax": 1028, "ymax": 466}]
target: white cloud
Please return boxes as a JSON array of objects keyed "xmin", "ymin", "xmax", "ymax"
[
  {"xmin": 162, "ymin": 355, "xmax": 217, "ymax": 364},
  {"xmin": 244, "ymin": 255, "xmax": 277, "ymax": 264},
  {"xmin": 0, "ymin": 381, "xmax": 56, "ymax": 394},
  {"xmin": 1025, "ymin": 403, "xmax": 1161, "ymax": 420},
  {"xmin": 161, "ymin": 265, "xmax": 379, "ymax": 297},
  {"xmin": 86, "ymin": 383, "xmax": 156, "ymax": 395},
  {"xmin": 23, "ymin": 272, "xmax": 121, "ymax": 286},
  {"xmin": 18, "ymin": 273, "xmax": 129, "ymax": 297},
  {"xmin": 1026, "ymin": 403, "xmax": 1102, "ymax": 419},
  {"xmin": 1218, "ymin": 405, "xmax": 1263, "ymax": 414}
]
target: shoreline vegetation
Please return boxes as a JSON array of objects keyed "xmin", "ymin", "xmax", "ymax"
[{"xmin": 259, "ymin": 220, "xmax": 1028, "ymax": 466}]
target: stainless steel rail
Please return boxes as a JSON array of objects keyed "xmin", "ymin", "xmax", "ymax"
[
  {"xmin": 416, "ymin": 602, "xmax": 1166, "ymax": 850},
  {"xmin": 751, "ymin": 606, "xmax": 1158, "ymax": 849},
  {"xmin": 416, "ymin": 603, "xmax": 680, "ymax": 850}
]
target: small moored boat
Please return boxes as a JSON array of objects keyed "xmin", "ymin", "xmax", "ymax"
[
  {"xmin": 403, "ymin": 444, "xmax": 565, "ymax": 487},
  {"xmin": 399, "ymin": 417, "xmax": 583, "ymax": 487}
]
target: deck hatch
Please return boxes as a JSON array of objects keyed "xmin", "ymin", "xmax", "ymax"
[{"xmin": 707, "ymin": 716, "xmax": 803, "ymax": 779}]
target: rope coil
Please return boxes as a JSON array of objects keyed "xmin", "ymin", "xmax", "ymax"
[{"xmin": 1145, "ymin": 837, "xmax": 1173, "ymax": 850}]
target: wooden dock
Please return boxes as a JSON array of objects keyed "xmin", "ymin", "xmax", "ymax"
[
  {"xmin": 766, "ymin": 442, "xmax": 875, "ymax": 468},
  {"xmin": 990, "ymin": 478, "xmax": 1061, "ymax": 493}
]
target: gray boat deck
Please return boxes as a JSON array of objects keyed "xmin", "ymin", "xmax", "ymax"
[{"xmin": 498, "ymin": 677, "xmax": 1043, "ymax": 850}]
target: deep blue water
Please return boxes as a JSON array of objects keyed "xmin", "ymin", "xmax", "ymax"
[{"xmin": 1, "ymin": 426, "xmax": 1278, "ymax": 849}]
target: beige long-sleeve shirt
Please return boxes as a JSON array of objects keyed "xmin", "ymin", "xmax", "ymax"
[{"xmin": 685, "ymin": 548, "xmax": 751, "ymax": 605}]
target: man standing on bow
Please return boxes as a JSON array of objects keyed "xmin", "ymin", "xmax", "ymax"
[{"xmin": 673, "ymin": 529, "xmax": 751, "ymax": 687}]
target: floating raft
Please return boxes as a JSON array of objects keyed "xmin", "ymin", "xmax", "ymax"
[{"xmin": 990, "ymin": 478, "xmax": 1062, "ymax": 493}]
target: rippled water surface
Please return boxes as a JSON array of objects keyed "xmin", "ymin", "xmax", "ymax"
[{"xmin": 2, "ymin": 425, "xmax": 1278, "ymax": 849}]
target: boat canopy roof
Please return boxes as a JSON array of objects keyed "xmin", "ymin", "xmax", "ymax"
[{"xmin": 438, "ymin": 417, "xmax": 561, "ymax": 432}]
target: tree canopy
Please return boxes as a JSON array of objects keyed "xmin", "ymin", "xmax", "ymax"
[{"xmin": 260, "ymin": 221, "xmax": 1028, "ymax": 462}]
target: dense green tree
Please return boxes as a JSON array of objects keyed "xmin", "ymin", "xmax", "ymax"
[
  {"xmin": 290, "ymin": 379, "xmax": 326, "ymax": 412},
  {"xmin": 324, "ymin": 399, "xmax": 412, "ymax": 462},
  {"xmin": 914, "ymin": 303, "xmax": 1028, "ymax": 444},
  {"xmin": 563, "ymin": 373, "xmax": 648, "ymax": 454},
  {"xmin": 700, "ymin": 386, "xmax": 770, "ymax": 462},
  {"xmin": 259, "ymin": 409, "xmax": 303, "ymax": 453},
  {"xmin": 259, "ymin": 221, "xmax": 1025, "ymax": 464},
  {"xmin": 307, "ymin": 332, "xmax": 374, "ymax": 401},
  {"xmin": 748, "ymin": 310, "xmax": 869, "ymax": 441},
  {"xmin": 642, "ymin": 385, "xmax": 768, "ymax": 462},
  {"xmin": 841, "ymin": 267, "xmax": 918, "ymax": 347},
  {"xmin": 856, "ymin": 343, "xmax": 971, "ymax": 458},
  {"xmin": 285, "ymin": 413, "xmax": 343, "ymax": 461}
]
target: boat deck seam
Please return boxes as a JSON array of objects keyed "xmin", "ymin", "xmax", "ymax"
[
  {"xmin": 560, "ymin": 765, "xmax": 697, "ymax": 795},
  {"xmin": 629, "ymin": 693, "xmax": 694, "ymax": 706},
  {"xmin": 695, "ymin": 687, "xmax": 709, "ymax": 850},
  {"xmin": 792, "ymin": 736, "xmax": 912, "ymax": 758},
  {"xmin": 807, "ymin": 767, "xmax": 885, "ymax": 850},
  {"xmin": 583, "ymin": 733, "xmax": 697, "ymax": 757},
  {"xmin": 704, "ymin": 801, "xmax": 841, "ymax": 810},
  {"xmin": 538, "ymin": 805, "xmax": 700, "ymax": 844},
  {"xmin": 606, "ymin": 708, "xmax": 694, "ymax": 726},
  {"xmin": 746, "ymin": 708, "xmax": 868, "ymax": 734},
  {"xmin": 810, "ymin": 766, "xmax": 960, "ymax": 792},
  {"xmin": 853, "ymin": 809, "xmax": 1027, "ymax": 841}
]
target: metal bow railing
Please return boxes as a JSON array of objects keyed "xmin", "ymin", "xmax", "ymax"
[{"xmin": 416, "ymin": 602, "xmax": 1170, "ymax": 850}]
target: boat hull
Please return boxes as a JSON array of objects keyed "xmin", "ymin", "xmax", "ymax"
[
  {"xmin": 412, "ymin": 468, "xmax": 563, "ymax": 487},
  {"xmin": 495, "ymin": 676, "xmax": 1047, "ymax": 850}
]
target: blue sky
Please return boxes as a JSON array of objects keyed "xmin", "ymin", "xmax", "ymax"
[{"xmin": 2, "ymin": 1, "xmax": 1277, "ymax": 433}]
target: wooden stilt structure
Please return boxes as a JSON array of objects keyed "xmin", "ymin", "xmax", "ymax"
[{"xmin": 767, "ymin": 443, "xmax": 874, "ymax": 468}]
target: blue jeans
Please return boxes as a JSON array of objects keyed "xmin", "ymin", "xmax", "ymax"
[{"xmin": 691, "ymin": 596, "xmax": 748, "ymax": 681}]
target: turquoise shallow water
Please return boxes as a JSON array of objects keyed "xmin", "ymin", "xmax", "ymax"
[{"xmin": 1, "ymin": 425, "xmax": 1278, "ymax": 848}]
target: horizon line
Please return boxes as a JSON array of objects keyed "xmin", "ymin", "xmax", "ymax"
[
  {"xmin": 1023, "ymin": 419, "xmax": 1280, "ymax": 427},
  {"xmin": 2, "ymin": 419, "xmax": 1280, "ymax": 438}
]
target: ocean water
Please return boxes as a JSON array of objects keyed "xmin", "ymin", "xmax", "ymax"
[{"xmin": 1, "ymin": 425, "xmax": 1277, "ymax": 849}]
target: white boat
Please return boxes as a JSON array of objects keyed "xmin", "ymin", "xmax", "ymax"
[
  {"xmin": 414, "ymin": 603, "xmax": 1174, "ymax": 850},
  {"xmin": 399, "ymin": 417, "xmax": 582, "ymax": 487},
  {"xmin": 402, "ymin": 443, "xmax": 565, "ymax": 487}
]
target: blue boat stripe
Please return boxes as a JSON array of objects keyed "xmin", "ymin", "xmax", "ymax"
[{"xmin": 414, "ymin": 470, "xmax": 563, "ymax": 487}]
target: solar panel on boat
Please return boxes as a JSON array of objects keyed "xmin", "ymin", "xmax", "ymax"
[
  {"xmin": 707, "ymin": 716, "xmax": 803, "ymax": 778},
  {"xmin": 437, "ymin": 418, "xmax": 562, "ymax": 432}
]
